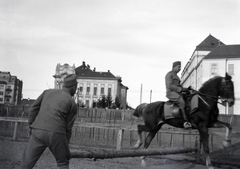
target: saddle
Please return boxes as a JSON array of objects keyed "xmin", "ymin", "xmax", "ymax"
[{"xmin": 164, "ymin": 94, "xmax": 198, "ymax": 120}]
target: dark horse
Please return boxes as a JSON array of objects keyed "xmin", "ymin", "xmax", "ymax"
[{"xmin": 133, "ymin": 73, "xmax": 235, "ymax": 169}]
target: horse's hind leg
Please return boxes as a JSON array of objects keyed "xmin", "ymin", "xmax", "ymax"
[
  {"xmin": 144, "ymin": 122, "xmax": 164, "ymax": 149},
  {"xmin": 213, "ymin": 120, "xmax": 232, "ymax": 147},
  {"xmin": 140, "ymin": 122, "xmax": 164, "ymax": 167}
]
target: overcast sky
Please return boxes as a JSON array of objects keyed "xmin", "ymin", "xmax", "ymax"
[{"xmin": 1, "ymin": 0, "xmax": 240, "ymax": 108}]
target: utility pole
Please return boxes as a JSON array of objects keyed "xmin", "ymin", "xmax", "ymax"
[
  {"xmin": 150, "ymin": 90, "xmax": 152, "ymax": 103},
  {"xmin": 140, "ymin": 84, "xmax": 142, "ymax": 104}
]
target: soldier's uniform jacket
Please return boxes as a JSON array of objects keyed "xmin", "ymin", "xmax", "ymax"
[
  {"xmin": 165, "ymin": 70, "xmax": 183, "ymax": 101},
  {"xmin": 29, "ymin": 89, "xmax": 77, "ymax": 142}
]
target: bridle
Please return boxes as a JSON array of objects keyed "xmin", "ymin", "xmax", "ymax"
[{"xmin": 192, "ymin": 77, "xmax": 231, "ymax": 107}]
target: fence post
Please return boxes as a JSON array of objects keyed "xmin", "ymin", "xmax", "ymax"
[
  {"xmin": 116, "ymin": 129, "xmax": 124, "ymax": 150},
  {"xmin": 13, "ymin": 121, "xmax": 18, "ymax": 140}
]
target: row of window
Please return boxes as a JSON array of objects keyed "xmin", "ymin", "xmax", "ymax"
[
  {"xmin": 211, "ymin": 63, "xmax": 234, "ymax": 75},
  {"xmin": 78, "ymin": 86, "xmax": 112, "ymax": 96}
]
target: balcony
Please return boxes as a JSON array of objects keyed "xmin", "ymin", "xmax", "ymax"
[{"xmin": 6, "ymin": 88, "xmax": 12, "ymax": 92}]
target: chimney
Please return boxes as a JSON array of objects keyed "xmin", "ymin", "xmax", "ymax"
[
  {"xmin": 82, "ymin": 61, "xmax": 85, "ymax": 66},
  {"xmin": 93, "ymin": 67, "xmax": 96, "ymax": 72}
]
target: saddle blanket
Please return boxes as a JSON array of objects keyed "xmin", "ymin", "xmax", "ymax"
[{"xmin": 164, "ymin": 94, "xmax": 198, "ymax": 120}]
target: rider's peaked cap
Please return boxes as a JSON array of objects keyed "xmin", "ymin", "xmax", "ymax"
[
  {"xmin": 172, "ymin": 61, "xmax": 181, "ymax": 68},
  {"xmin": 63, "ymin": 74, "xmax": 78, "ymax": 87}
]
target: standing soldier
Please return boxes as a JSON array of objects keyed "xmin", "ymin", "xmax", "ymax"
[{"xmin": 21, "ymin": 74, "xmax": 78, "ymax": 169}]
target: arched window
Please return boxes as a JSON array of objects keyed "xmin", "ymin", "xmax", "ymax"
[{"xmin": 211, "ymin": 63, "xmax": 218, "ymax": 75}]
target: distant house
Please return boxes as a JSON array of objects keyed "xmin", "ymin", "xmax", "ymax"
[
  {"xmin": 0, "ymin": 71, "xmax": 23, "ymax": 105},
  {"xmin": 53, "ymin": 62, "xmax": 128, "ymax": 109},
  {"xmin": 181, "ymin": 34, "xmax": 240, "ymax": 115},
  {"xmin": 21, "ymin": 98, "xmax": 36, "ymax": 106}
]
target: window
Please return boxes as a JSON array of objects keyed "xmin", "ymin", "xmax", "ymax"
[
  {"xmin": 78, "ymin": 83, "xmax": 83, "ymax": 95},
  {"xmin": 94, "ymin": 87, "xmax": 97, "ymax": 95},
  {"xmin": 86, "ymin": 84, "xmax": 90, "ymax": 95},
  {"xmin": 93, "ymin": 84, "xmax": 97, "ymax": 95},
  {"xmin": 79, "ymin": 87, "xmax": 83, "ymax": 95},
  {"xmin": 86, "ymin": 87, "xmax": 90, "ymax": 95},
  {"xmin": 101, "ymin": 84, "xmax": 104, "ymax": 95},
  {"xmin": 101, "ymin": 87, "xmax": 104, "ymax": 95},
  {"xmin": 211, "ymin": 63, "xmax": 218, "ymax": 75},
  {"xmin": 108, "ymin": 88, "xmax": 112, "ymax": 95},
  {"xmin": 108, "ymin": 84, "xmax": 112, "ymax": 95},
  {"xmin": 0, "ymin": 91, "xmax": 3, "ymax": 95},
  {"xmin": 228, "ymin": 64, "xmax": 234, "ymax": 75}
]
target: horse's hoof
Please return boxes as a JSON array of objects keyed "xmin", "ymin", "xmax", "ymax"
[
  {"xmin": 141, "ymin": 159, "xmax": 147, "ymax": 167},
  {"xmin": 223, "ymin": 140, "xmax": 231, "ymax": 148},
  {"xmin": 133, "ymin": 143, "xmax": 142, "ymax": 149}
]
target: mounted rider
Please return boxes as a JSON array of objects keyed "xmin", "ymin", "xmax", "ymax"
[{"xmin": 165, "ymin": 61, "xmax": 192, "ymax": 129}]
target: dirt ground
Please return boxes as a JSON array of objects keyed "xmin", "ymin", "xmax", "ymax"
[{"xmin": 0, "ymin": 139, "xmax": 239, "ymax": 169}]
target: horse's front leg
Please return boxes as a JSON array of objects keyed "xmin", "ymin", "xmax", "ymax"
[
  {"xmin": 133, "ymin": 124, "xmax": 145, "ymax": 149},
  {"xmin": 198, "ymin": 122, "xmax": 214, "ymax": 169},
  {"xmin": 212, "ymin": 120, "xmax": 232, "ymax": 147}
]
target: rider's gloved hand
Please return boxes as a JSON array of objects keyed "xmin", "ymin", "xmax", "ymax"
[{"xmin": 187, "ymin": 86, "xmax": 192, "ymax": 90}]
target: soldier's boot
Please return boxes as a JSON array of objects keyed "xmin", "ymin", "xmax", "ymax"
[{"xmin": 181, "ymin": 108, "xmax": 192, "ymax": 129}]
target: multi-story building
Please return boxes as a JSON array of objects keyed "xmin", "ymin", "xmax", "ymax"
[
  {"xmin": 181, "ymin": 34, "xmax": 240, "ymax": 115},
  {"xmin": 53, "ymin": 62, "xmax": 128, "ymax": 109},
  {"xmin": 0, "ymin": 71, "xmax": 23, "ymax": 105}
]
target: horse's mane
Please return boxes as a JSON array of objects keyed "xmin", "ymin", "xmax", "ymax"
[{"xmin": 199, "ymin": 76, "xmax": 222, "ymax": 93}]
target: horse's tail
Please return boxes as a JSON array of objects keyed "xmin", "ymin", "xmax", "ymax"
[{"xmin": 133, "ymin": 103, "xmax": 148, "ymax": 118}]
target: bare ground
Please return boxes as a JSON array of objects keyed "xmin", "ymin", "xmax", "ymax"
[{"xmin": 0, "ymin": 139, "xmax": 239, "ymax": 169}]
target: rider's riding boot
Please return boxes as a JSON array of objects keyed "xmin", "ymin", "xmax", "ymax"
[{"xmin": 181, "ymin": 108, "xmax": 192, "ymax": 129}]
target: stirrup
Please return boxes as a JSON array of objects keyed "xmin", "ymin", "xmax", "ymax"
[{"xmin": 184, "ymin": 122, "xmax": 192, "ymax": 129}]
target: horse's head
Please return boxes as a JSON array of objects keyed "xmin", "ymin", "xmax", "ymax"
[{"xmin": 220, "ymin": 73, "xmax": 235, "ymax": 107}]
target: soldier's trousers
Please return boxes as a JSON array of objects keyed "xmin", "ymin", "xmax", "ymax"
[{"xmin": 20, "ymin": 128, "xmax": 70, "ymax": 169}]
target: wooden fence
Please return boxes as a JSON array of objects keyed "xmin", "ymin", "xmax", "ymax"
[
  {"xmin": 0, "ymin": 106, "xmax": 240, "ymax": 151},
  {"xmin": 0, "ymin": 116, "xmax": 239, "ymax": 151}
]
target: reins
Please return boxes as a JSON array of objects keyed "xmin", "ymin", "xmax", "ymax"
[{"xmin": 196, "ymin": 91, "xmax": 226, "ymax": 106}]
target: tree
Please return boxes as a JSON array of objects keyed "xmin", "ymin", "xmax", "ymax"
[
  {"xmin": 97, "ymin": 95, "xmax": 107, "ymax": 108},
  {"xmin": 113, "ymin": 96, "xmax": 121, "ymax": 109},
  {"xmin": 106, "ymin": 94, "xmax": 113, "ymax": 108}
]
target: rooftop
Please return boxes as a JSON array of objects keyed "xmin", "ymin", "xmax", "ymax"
[
  {"xmin": 196, "ymin": 34, "xmax": 225, "ymax": 51},
  {"xmin": 204, "ymin": 45, "xmax": 240, "ymax": 59}
]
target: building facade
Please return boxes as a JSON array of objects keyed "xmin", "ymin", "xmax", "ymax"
[
  {"xmin": 181, "ymin": 34, "xmax": 240, "ymax": 115},
  {"xmin": 53, "ymin": 63, "xmax": 76, "ymax": 89},
  {"xmin": 0, "ymin": 71, "xmax": 23, "ymax": 105},
  {"xmin": 53, "ymin": 62, "xmax": 128, "ymax": 109}
]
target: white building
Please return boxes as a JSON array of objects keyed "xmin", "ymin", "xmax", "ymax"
[
  {"xmin": 181, "ymin": 34, "xmax": 240, "ymax": 115},
  {"xmin": 53, "ymin": 62, "xmax": 128, "ymax": 109}
]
